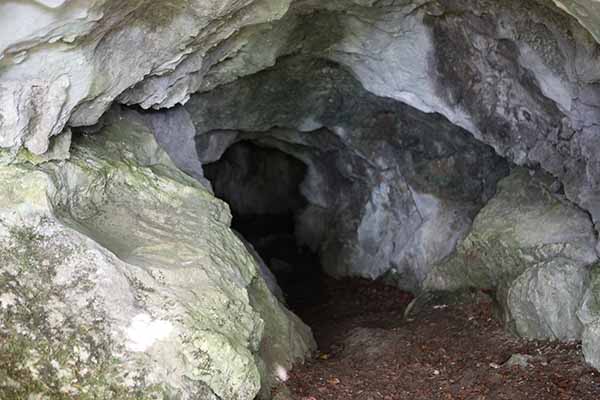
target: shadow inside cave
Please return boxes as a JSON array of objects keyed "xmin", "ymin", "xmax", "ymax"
[{"xmin": 203, "ymin": 140, "xmax": 326, "ymax": 312}]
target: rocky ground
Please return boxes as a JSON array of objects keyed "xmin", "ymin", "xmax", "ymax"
[{"xmin": 279, "ymin": 277, "xmax": 600, "ymax": 400}]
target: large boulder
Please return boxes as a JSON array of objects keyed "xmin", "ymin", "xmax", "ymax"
[
  {"xmin": 425, "ymin": 168, "xmax": 598, "ymax": 339},
  {"xmin": 0, "ymin": 107, "xmax": 314, "ymax": 400},
  {"xmin": 578, "ymin": 264, "xmax": 600, "ymax": 370},
  {"xmin": 505, "ymin": 258, "xmax": 590, "ymax": 340}
]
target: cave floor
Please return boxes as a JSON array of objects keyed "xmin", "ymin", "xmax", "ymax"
[{"xmin": 281, "ymin": 277, "xmax": 600, "ymax": 400}]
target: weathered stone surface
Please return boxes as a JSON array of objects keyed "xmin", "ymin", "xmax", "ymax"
[
  {"xmin": 141, "ymin": 106, "xmax": 210, "ymax": 189},
  {"xmin": 235, "ymin": 230, "xmax": 287, "ymax": 304},
  {"xmin": 503, "ymin": 258, "xmax": 590, "ymax": 340},
  {"xmin": 551, "ymin": 0, "xmax": 600, "ymax": 42},
  {"xmin": 0, "ymin": 107, "xmax": 314, "ymax": 400},
  {"xmin": 579, "ymin": 264, "xmax": 600, "ymax": 370},
  {"xmin": 0, "ymin": 0, "xmax": 294, "ymax": 155},
  {"xmin": 5, "ymin": 0, "xmax": 600, "ymax": 380},
  {"xmin": 425, "ymin": 169, "xmax": 597, "ymax": 339},
  {"xmin": 426, "ymin": 169, "xmax": 597, "ymax": 292},
  {"xmin": 181, "ymin": 56, "xmax": 507, "ymax": 292},
  {"xmin": 4, "ymin": 0, "xmax": 600, "ymax": 230}
]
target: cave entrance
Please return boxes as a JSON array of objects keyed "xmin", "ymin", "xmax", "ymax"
[
  {"xmin": 203, "ymin": 140, "xmax": 323, "ymax": 311},
  {"xmin": 203, "ymin": 139, "xmax": 416, "ymax": 352}
]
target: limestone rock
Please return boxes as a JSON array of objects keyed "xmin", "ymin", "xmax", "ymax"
[
  {"xmin": 425, "ymin": 168, "xmax": 597, "ymax": 340},
  {"xmin": 0, "ymin": 107, "xmax": 314, "ymax": 400},
  {"xmin": 551, "ymin": 0, "xmax": 600, "ymax": 42},
  {"xmin": 425, "ymin": 168, "xmax": 598, "ymax": 292},
  {"xmin": 0, "ymin": 0, "xmax": 294, "ymax": 155},
  {"xmin": 503, "ymin": 258, "xmax": 590, "ymax": 340},
  {"xmin": 235, "ymin": 230, "xmax": 287, "ymax": 304},
  {"xmin": 503, "ymin": 354, "xmax": 535, "ymax": 369},
  {"xmin": 183, "ymin": 56, "xmax": 507, "ymax": 292},
  {"xmin": 579, "ymin": 264, "xmax": 600, "ymax": 370}
]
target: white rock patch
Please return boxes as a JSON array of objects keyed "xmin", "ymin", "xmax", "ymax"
[
  {"xmin": 0, "ymin": 292, "xmax": 17, "ymax": 309},
  {"xmin": 125, "ymin": 314, "xmax": 173, "ymax": 352}
]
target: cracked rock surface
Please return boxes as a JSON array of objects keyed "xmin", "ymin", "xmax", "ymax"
[
  {"xmin": 5, "ymin": 0, "xmax": 600, "ymax": 389},
  {"xmin": 0, "ymin": 107, "xmax": 314, "ymax": 400}
]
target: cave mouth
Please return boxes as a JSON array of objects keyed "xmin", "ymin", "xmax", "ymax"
[
  {"xmin": 203, "ymin": 138, "xmax": 418, "ymax": 350},
  {"xmin": 203, "ymin": 140, "xmax": 325, "ymax": 312}
]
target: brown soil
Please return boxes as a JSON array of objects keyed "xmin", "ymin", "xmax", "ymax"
[{"xmin": 280, "ymin": 276, "xmax": 600, "ymax": 400}]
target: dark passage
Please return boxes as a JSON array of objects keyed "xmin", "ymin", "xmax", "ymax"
[{"xmin": 203, "ymin": 140, "xmax": 323, "ymax": 310}]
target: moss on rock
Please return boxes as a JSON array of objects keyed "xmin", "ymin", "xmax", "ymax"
[{"xmin": 0, "ymin": 107, "xmax": 314, "ymax": 400}]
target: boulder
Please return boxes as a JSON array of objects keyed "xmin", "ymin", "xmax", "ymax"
[
  {"xmin": 504, "ymin": 258, "xmax": 590, "ymax": 340},
  {"xmin": 425, "ymin": 168, "xmax": 598, "ymax": 340},
  {"xmin": 0, "ymin": 107, "xmax": 314, "ymax": 400},
  {"xmin": 579, "ymin": 264, "xmax": 600, "ymax": 370}
]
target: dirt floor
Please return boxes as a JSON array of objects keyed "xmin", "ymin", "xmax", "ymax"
[{"xmin": 279, "ymin": 276, "xmax": 600, "ymax": 400}]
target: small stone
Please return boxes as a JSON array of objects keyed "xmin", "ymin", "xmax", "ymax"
[{"xmin": 503, "ymin": 354, "xmax": 535, "ymax": 368}]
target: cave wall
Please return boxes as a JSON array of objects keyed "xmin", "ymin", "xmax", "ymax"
[
  {"xmin": 280, "ymin": 0, "xmax": 600, "ymax": 228},
  {"xmin": 0, "ymin": 106, "xmax": 315, "ymax": 399},
  {"xmin": 204, "ymin": 141, "xmax": 307, "ymax": 216},
  {"xmin": 4, "ymin": 0, "xmax": 600, "ymax": 226},
  {"xmin": 0, "ymin": 0, "xmax": 294, "ymax": 155},
  {"xmin": 178, "ymin": 56, "xmax": 509, "ymax": 291},
  {"xmin": 4, "ymin": 0, "xmax": 600, "ymax": 393}
]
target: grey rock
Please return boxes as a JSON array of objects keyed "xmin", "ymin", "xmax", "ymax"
[
  {"xmin": 141, "ymin": 106, "xmax": 211, "ymax": 189},
  {"xmin": 503, "ymin": 354, "xmax": 535, "ymax": 369},
  {"xmin": 426, "ymin": 169, "xmax": 597, "ymax": 340},
  {"xmin": 0, "ymin": 0, "xmax": 294, "ymax": 154},
  {"xmin": 425, "ymin": 168, "xmax": 598, "ymax": 293},
  {"xmin": 5, "ymin": 0, "xmax": 600, "ymax": 380},
  {"xmin": 503, "ymin": 258, "xmax": 590, "ymax": 340},
  {"xmin": 184, "ymin": 56, "xmax": 507, "ymax": 292},
  {"xmin": 235, "ymin": 230, "xmax": 287, "ymax": 304},
  {"xmin": 578, "ymin": 264, "xmax": 600, "ymax": 370},
  {"xmin": 0, "ymin": 107, "xmax": 314, "ymax": 400}
]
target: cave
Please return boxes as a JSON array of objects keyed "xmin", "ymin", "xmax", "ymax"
[
  {"xmin": 203, "ymin": 140, "xmax": 324, "ymax": 310},
  {"xmin": 4, "ymin": 0, "xmax": 600, "ymax": 399}
]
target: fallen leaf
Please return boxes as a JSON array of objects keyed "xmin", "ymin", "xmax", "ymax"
[{"xmin": 327, "ymin": 377, "xmax": 341, "ymax": 385}]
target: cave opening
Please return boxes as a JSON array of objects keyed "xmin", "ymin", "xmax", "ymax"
[
  {"xmin": 203, "ymin": 140, "xmax": 326, "ymax": 312},
  {"xmin": 202, "ymin": 138, "xmax": 418, "ymax": 354}
]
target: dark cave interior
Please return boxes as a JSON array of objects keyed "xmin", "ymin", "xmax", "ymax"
[{"xmin": 203, "ymin": 140, "xmax": 325, "ymax": 311}]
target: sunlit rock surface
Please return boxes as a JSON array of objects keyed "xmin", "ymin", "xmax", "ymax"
[
  {"xmin": 0, "ymin": 0, "xmax": 293, "ymax": 155},
  {"xmin": 0, "ymin": 108, "xmax": 314, "ymax": 400}
]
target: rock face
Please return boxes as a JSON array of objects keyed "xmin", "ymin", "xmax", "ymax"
[
  {"xmin": 5, "ymin": 0, "xmax": 600, "ymax": 229},
  {"xmin": 5, "ymin": 0, "xmax": 600, "ymax": 385},
  {"xmin": 425, "ymin": 168, "xmax": 598, "ymax": 339},
  {"xmin": 181, "ymin": 56, "xmax": 508, "ymax": 291},
  {"xmin": 506, "ymin": 258, "xmax": 590, "ymax": 340},
  {"xmin": 0, "ymin": 0, "xmax": 293, "ymax": 155},
  {"xmin": 0, "ymin": 107, "xmax": 314, "ymax": 400},
  {"xmin": 579, "ymin": 264, "xmax": 600, "ymax": 370}
]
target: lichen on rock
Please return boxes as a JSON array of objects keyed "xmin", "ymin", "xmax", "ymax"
[
  {"xmin": 0, "ymin": 107, "xmax": 314, "ymax": 400},
  {"xmin": 425, "ymin": 168, "xmax": 598, "ymax": 340}
]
